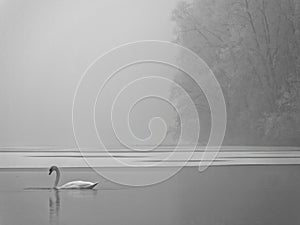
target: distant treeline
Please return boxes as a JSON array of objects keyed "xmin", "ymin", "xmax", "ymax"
[{"xmin": 170, "ymin": 0, "xmax": 300, "ymax": 146}]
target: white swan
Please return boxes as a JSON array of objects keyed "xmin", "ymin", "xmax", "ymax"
[{"xmin": 48, "ymin": 166, "xmax": 98, "ymax": 189}]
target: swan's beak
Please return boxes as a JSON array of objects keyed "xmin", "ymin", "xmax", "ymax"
[{"xmin": 48, "ymin": 170, "xmax": 52, "ymax": 175}]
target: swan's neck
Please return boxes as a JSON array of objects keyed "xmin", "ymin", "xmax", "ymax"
[{"xmin": 53, "ymin": 168, "xmax": 60, "ymax": 188}]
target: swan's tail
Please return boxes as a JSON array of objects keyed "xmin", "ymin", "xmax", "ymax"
[{"xmin": 90, "ymin": 182, "xmax": 99, "ymax": 189}]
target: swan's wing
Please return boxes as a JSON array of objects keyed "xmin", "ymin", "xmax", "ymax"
[{"xmin": 59, "ymin": 181, "xmax": 98, "ymax": 189}]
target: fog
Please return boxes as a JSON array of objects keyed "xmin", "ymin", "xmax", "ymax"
[{"xmin": 0, "ymin": 0, "xmax": 180, "ymax": 147}]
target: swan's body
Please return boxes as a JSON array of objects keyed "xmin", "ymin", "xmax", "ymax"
[
  {"xmin": 58, "ymin": 181, "xmax": 98, "ymax": 189},
  {"xmin": 48, "ymin": 166, "xmax": 98, "ymax": 189}
]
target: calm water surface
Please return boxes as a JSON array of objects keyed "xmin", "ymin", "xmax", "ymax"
[{"xmin": 1, "ymin": 166, "xmax": 300, "ymax": 225}]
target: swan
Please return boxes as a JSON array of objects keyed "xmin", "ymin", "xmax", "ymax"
[{"xmin": 48, "ymin": 166, "xmax": 98, "ymax": 189}]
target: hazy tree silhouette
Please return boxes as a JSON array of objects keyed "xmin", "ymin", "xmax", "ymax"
[{"xmin": 171, "ymin": 0, "xmax": 300, "ymax": 145}]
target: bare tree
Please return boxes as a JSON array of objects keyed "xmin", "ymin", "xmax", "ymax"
[{"xmin": 171, "ymin": 0, "xmax": 300, "ymax": 145}]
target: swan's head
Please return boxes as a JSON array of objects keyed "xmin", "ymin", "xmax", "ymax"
[{"xmin": 49, "ymin": 165, "xmax": 58, "ymax": 175}]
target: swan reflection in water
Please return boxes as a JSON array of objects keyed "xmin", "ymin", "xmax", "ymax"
[
  {"xmin": 49, "ymin": 189, "xmax": 98, "ymax": 225},
  {"xmin": 49, "ymin": 190, "xmax": 60, "ymax": 225}
]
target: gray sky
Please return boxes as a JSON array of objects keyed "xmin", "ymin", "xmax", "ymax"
[{"xmin": 0, "ymin": 0, "xmax": 180, "ymax": 147}]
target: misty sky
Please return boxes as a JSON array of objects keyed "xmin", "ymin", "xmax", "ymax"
[{"xmin": 0, "ymin": 0, "xmax": 181, "ymax": 147}]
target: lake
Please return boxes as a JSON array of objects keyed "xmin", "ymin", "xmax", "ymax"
[{"xmin": 0, "ymin": 146, "xmax": 300, "ymax": 225}]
